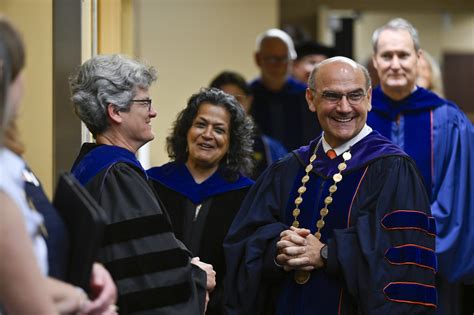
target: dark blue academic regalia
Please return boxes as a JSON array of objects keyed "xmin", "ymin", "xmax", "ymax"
[
  {"xmin": 369, "ymin": 86, "xmax": 474, "ymax": 283},
  {"xmin": 147, "ymin": 162, "xmax": 253, "ymax": 315},
  {"xmin": 250, "ymin": 77, "xmax": 322, "ymax": 151},
  {"xmin": 252, "ymin": 134, "xmax": 288, "ymax": 180},
  {"xmin": 224, "ymin": 131, "xmax": 437, "ymax": 315},
  {"xmin": 71, "ymin": 143, "xmax": 207, "ymax": 315},
  {"xmin": 369, "ymin": 87, "xmax": 474, "ymax": 314}
]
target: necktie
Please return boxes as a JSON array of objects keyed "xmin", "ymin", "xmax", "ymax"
[{"xmin": 326, "ymin": 149, "xmax": 337, "ymax": 160}]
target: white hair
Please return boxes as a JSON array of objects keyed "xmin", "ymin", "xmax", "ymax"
[{"xmin": 255, "ymin": 28, "xmax": 297, "ymax": 60}]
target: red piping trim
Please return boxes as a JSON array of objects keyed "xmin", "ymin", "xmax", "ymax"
[
  {"xmin": 383, "ymin": 281, "xmax": 437, "ymax": 308},
  {"xmin": 380, "ymin": 210, "xmax": 435, "ymax": 237},
  {"xmin": 384, "ymin": 244, "xmax": 436, "ymax": 272},
  {"xmin": 338, "ymin": 288, "xmax": 343, "ymax": 315},
  {"xmin": 347, "ymin": 166, "xmax": 368, "ymax": 227}
]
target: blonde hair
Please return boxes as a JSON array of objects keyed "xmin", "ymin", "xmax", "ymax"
[{"xmin": 418, "ymin": 50, "xmax": 444, "ymax": 97}]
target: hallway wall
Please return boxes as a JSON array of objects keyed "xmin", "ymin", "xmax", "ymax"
[
  {"xmin": 134, "ymin": 0, "xmax": 278, "ymax": 166},
  {"xmin": 1, "ymin": 0, "xmax": 54, "ymax": 195}
]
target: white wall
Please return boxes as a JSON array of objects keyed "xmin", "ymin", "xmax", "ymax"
[{"xmin": 134, "ymin": 0, "xmax": 278, "ymax": 166}]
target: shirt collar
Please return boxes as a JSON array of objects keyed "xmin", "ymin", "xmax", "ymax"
[{"xmin": 322, "ymin": 124, "xmax": 373, "ymax": 156}]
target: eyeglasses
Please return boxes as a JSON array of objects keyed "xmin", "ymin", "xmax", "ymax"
[
  {"xmin": 262, "ymin": 55, "xmax": 290, "ymax": 65},
  {"xmin": 310, "ymin": 88, "xmax": 367, "ymax": 105},
  {"xmin": 130, "ymin": 99, "xmax": 152, "ymax": 111}
]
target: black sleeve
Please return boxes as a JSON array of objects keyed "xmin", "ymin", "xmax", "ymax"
[{"xmin": 85, "ymin": 163, "xmax": 206, "ymax": 315}]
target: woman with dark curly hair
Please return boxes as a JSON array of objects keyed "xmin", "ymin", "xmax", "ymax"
[
  {"xmin": 147, "ymin": 87, "xmax": 255, "ymax": 315},
  {"xmin": 209, "ymin": 71, "xmax": 288, "ymax": 180}
]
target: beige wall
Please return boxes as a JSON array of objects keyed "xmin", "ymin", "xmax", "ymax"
[
  {"xmin": 353, "ymin": 12, "xmax": 474, "ymax": 66},
  {"xmin": 134, "ymin": 0, "xmax": 278, "ymax": 166},
  {"xmin": 2, "ymin": 1, "xmax": 469, "ymax": 191},
  {"xmin": 1, "ymin": 0, "xmax": 53, "ymax": 196}
]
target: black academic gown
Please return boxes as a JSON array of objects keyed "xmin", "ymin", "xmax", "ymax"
[
  {"xmin": 71, "ymin": 144, "xmax": 206, "ymax": 315},
  {"xmin": 147, "ymin": 162, "xmax": 253, "ymax": 315},
  {"xmin": 224, "ymin": 131, "xmax": 437, "ymax": 315}
]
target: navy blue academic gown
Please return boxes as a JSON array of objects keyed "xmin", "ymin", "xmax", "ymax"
[
  {"xmin": 224, "ymin": 131, "xmax": 437, "ymax": 315},
  {"xmin": 369, "ymin": 87, "xmax": 474, "ymax": 314}
]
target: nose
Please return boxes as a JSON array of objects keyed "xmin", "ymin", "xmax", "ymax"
[
  {"xmin": 201, "ymin": 126, "xmax": 213, "ymax": 139},
  {"xmin": 149, "ymin": 105, "xmax": 157, "ymax": 118},
  {"xmin": 390, "ymin": 55, "xmax": 401, "ymax": 69},
  {"xmin": 337, "ymin": 96, "xmax": 352, "ymax": 113}
]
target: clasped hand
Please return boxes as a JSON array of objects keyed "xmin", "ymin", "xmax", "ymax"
[{"xmin": 275, "ymin": 226, "xmax": 325, "ymax": 272}]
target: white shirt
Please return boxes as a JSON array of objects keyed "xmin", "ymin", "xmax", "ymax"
[
  {"xmin": 0, "ymin": 148, "xmax": 48, "ymax": 275},
  {"xmin": 322, "ymin": 124, "xmax": 373, "ymax": 156}
]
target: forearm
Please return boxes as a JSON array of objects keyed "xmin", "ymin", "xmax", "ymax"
[
  {"xmin": 46, "ymin": 277, "xmax": 90, "ymax": 314},
  {"xmin": 0, "ymin": 193, "xmax": 57, "ymax": 315}
]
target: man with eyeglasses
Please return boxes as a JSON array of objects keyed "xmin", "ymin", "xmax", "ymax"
[
  {"xmin": 368, "ymin": 18, "xmax": 474, "ymax": 315},
  {"xmin": 250, "ymin": 28, "xmax": 322, "ymax": 152},
  {"xmin": 224, "ymin": 56, "xmax": 436, "ymax": 314}
]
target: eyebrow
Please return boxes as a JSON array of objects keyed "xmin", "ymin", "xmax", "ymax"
[
  {"xmin": 195, "ymin": 116, "xmax": 228, "ymax": 127},
  {"xmin": 323, "ymin": 88, "xmax": 365, "ymax": 93}
]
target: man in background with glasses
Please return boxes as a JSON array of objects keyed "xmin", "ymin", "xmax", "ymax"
[
  {"xmin": 368, "ymin": 18, "xmax": 474, "ymax": 315},
  {"xmin": 250, "ymin": 28, "xmax": 322, "ymax": 152},
  {"xmin": 225, "ymin": 56, "xmax": 436, "ymax": 314}
]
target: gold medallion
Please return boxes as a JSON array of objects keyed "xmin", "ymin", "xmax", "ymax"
[
  {"xmin": 290, "ymin": 143, "xmax": 352, "ymax": 285},
  {"xmin": 294, "ymin": 270, "xmax": 311, "ymax": 284}
]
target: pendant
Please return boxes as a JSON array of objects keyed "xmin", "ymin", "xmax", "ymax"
[{"xmin": 294, "ymin": 270, "xmax": 310, "ymax": 284}]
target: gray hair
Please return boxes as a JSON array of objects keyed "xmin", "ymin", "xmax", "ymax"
[
  {"xmin": 69, "ymin": 54, "xmax": 157, "ymax": 136},
  {"xmin": 372, "ymin": 18, "xmax": 420, "ymax": 53},
  {"xmin": 255, "ymin": 28, "xmax": 297, "ymax": 60},
  {"xmin": 308, "ymin": 56, "xmax": 371, "ymax": 92}
]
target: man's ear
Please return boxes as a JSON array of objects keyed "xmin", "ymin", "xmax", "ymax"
[
  {"xmin": 306, "ymin": 88, "xmax": 317, "ymax": 113},
  {"xmin": 366, "ymin": 87, "xmax": 373, "ymax": 112},
  {"xmin": 416, "ymin": 49, "xmax": 423, "ymax": 62},
  {"xmin": 107, "ymin": 104, "xmax": 122, "ymax": 124},
  {"xmin": 372, "ymin": 54, "xmax": 378, "ymax": 71}
]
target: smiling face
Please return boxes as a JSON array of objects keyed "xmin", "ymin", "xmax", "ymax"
[
  {"xmin": 306, "ymin": 60, "xmax": 371, "ymax": 148},
  {"xmin": 373, "ymin": 29, "xmax": 420, "ymax": 99},
  {"xmin": 119, "ymin": 87, "xmax": 157, "ymax": 150},
  {"xmin": 186, "ymin": 103, "xmax": 231, "ymax": 171},
  {"xmin": 256, "ymin": 38, "xmax": 292, "ymax": 87}
]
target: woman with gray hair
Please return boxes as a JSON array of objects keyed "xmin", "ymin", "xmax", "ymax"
[
  {"xmin": 70, "ymin": 54, "xmax": 214, "ymax": 314},
  {"xmin": 147, "ymin": 87, "xmax": 255, "ymax": 315}
]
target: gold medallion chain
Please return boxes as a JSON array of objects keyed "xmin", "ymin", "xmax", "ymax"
[{"xmin": 292, "ymin": 142, "xmax": 352, "ymax": 284}]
